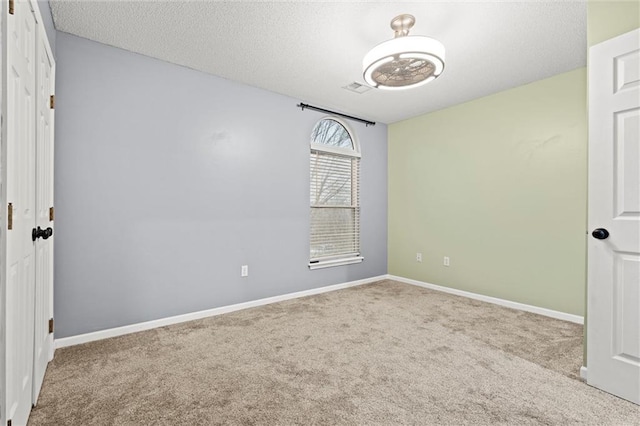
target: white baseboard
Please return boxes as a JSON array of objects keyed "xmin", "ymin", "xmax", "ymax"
[
  {"xmin": 55, "ymin": 274, "xmax": 388, "ymax": 349},
  {"xmin": 580, "ymin": 366, "xmax": 588, "ymax": 381},
  {"xmin": 56, "ymin": 273, "xmax": 584, "ymax": 349},
  {"xmin": 389, "ymin": 275, "xmax": 584, "ymax": 324}
]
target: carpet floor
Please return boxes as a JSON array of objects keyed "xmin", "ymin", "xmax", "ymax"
[{"xmin": 29, "ymin": 280, "xmax": 639, "ymax": 425}]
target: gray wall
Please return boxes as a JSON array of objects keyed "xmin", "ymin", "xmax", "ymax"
[
  {"xmin": 54, "ymin": 33, "xmax": 388, "ymax": 338},
  {"xmin": 37, "ymin": 0, "xmax": 56, "ymax": 55}
]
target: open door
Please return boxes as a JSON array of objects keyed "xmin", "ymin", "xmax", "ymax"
[
  {"xmin": 587, "ymin": 28, "xmax": 640, "ymax": 405},
  {"xmin": 32, "ymin": 5, "xmax": 55, "ymax": 404},
  {"xmin": 3, "ymin": 0, "xmax": 55, "ymax": 422},
  {"xmin": 5, "ymin": 0, "xmax": 37, "ymax": 423}
]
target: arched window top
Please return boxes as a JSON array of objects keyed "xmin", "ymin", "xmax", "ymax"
[{"xmin": 310, "ymin": 117, "xmax": 360, "ymax": 158}]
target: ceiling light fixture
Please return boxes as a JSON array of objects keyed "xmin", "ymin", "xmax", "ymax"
[{"xmin": 363, "ymin": 14, "xmax": 445, "ymax": 90}]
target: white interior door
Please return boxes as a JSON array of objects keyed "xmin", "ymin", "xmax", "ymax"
[
  {"xmin": 5, "ymin": 0, "xmax": 37, "ymax": 423},
  {"xmin": 587, "ymin": 28, "xmax": 640, "ymax": 405},
  {"xmin": 32, "ymin": 14, "xmax": 55, "ymax": 404}
]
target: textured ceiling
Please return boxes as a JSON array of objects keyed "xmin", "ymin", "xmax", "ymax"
[{"xmin": 50, "ymin": 1, "xmax": 587, "ymax": 124}]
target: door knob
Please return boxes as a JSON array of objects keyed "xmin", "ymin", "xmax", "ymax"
[
  {"xmin": 591, "ymin": 228, "xmax": 609, "ymax": 240},
  {"xmin": 32, "ymin": 226, "xmax": 53, "ymax": 242},
  {"xmin": 42, "ymin": 227, "xmax": 53, "ymax": 239}
]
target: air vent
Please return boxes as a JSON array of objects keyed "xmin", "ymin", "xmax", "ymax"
[{"xmin": 343, "ymin": 82, "xmax": 372, "ymax": 94}]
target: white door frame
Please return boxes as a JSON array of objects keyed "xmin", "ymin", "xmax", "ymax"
[{"xmin": 0, "ymin": 4, "xmax": 6, "ymax": 424}]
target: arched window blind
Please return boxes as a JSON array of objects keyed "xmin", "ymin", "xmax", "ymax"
[{"xmin": 309, "ymin": 118, "xmax": 363, "ymax": 269}]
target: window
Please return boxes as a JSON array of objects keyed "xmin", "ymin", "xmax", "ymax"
[{"xmin": 309, "ymin": 118, "xmax": 362, "ymax": 269}]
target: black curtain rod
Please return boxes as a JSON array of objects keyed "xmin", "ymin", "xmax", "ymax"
[{"xmin": 297, "ymin": 103, "xmax": 376, "ymax": 127}]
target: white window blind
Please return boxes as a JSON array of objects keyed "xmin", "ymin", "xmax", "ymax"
[{"xmin": 310, "ymin": 151, "xmax": 360, "ymax": 263}]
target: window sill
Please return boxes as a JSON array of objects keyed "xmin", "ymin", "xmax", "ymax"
[{"xmin": 308, "ymin": 256, "xmax": 364, "ymax": 270}]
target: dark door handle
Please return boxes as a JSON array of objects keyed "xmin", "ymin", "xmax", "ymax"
[
  {"xmin": 32, "ymin": 226, "xmax": 54, "ymax": 242},
  {"xmin": 42, "ymin": 227, "xmax": 53, "ymax": 240},
  {"xmin": 592, "ymin": 228, "xmax": 609, "ymax": 240}
]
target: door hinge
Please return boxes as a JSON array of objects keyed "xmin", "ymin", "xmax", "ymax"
[
  {"xmin": 49, "ymin": 206, "xmax": 55, "ymax": 221},
  {"xmin": 8, "ymin": 203, "xmax": 13, "ymax": 230},
  {"xmin": 8, "ymin": 419, "xmax": 12, "ymax": 426},
  {"xmin": 50, "ymin": 95, "xmax": 55, "ymax": 109},
  {"xmin": 9, "ymin": 0, "xmax": 14, "ymax": 15},
  {"xmin": 48, "ymin": 318, "xmax": 54, "ymax": 334}
]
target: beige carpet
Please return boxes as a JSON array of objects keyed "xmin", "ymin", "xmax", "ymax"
[{"xmin": 29, "ymin": 280, "xmax": 639, "ymax": 425}]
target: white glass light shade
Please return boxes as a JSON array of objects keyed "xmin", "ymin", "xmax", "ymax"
[{"xmin": 363, "ymin": 35, "xmax": 445, "ymax": 90}]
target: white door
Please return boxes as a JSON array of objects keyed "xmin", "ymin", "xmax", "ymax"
[
  {"xmin": 32, "ymin": 15, "xmax": 55, "ymax": 404},
  {"xmin": 587, "ymin": 28, "xmax": 640, "ymax": 405},
  {"xmin": 5, "ymin": 0, "xmax": 37, "ymax": 423}
]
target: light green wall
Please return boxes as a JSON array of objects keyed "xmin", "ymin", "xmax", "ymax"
[
  {"xmin": 588, "ymin": 0, "xmax": 640, "ymax": 46},
  {"xmin": 388, "ymin": 68, "xmax": 587, "ymax": 316}
]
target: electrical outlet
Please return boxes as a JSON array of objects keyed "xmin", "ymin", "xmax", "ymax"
[
  {"xmin": 241, "ymin": 265, "xmax": 249, "ymax": 277},
  {"xmin": 443, "ymin": 256, "xmax": 450, "ymax": 267},
  {"xmin": 416, "ymin": 252, "xmax": 422, "ymax": 262}
]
